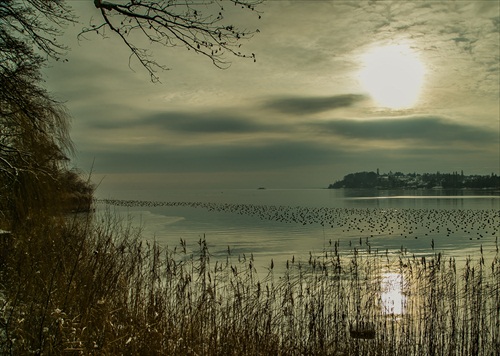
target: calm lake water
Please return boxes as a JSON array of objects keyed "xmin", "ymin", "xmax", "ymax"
[{"xmin": 97, "ymin": 188, "xmax": 499, "ymax": 273}]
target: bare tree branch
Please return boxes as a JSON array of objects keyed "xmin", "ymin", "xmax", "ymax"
[
  {"xmin": 85, "ymin": 0, "xmax": 262, "ymax": 82},
  {"xmin": 0, "ymin": 0, "xmax": 76, "ymax": 60}
]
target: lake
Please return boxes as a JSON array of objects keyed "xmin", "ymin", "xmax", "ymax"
[{"xmin": 97, "ymin": 188, "xmax": 499, "ymax": 273}]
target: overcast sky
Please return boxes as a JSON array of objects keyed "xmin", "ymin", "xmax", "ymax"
[{"xmin": 44, "ymin": 1, "xmax": 499, "ymax": 193}]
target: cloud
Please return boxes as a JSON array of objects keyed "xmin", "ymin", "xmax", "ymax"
[
  {"xmin": 80, "ymin": 132, "xmax": 499, "ymax": 184},
  {"xmin": 42, "ymin": 0, "xmax": 499, "ymax": 188},
  {"xmin": 81, "ymin": 139, "xmax": 341, "ymax": 174},
  {"xmin": 311, "ymin": 116, "xmax": 498, "ymax": 145},
  {"xmin": 264, "ymin": 94, "xmax": 366, "ymax": 115},
  {"xmin": 144, "ymin": 112, "xmax": 268, "ymax": 134},
  {"xmin": 79, "ymin": 113, "xmax": 498, "ymax": 178},
  {"xmin": 93, "ymin": 111, "xmax": 273, "ymax": 135}
]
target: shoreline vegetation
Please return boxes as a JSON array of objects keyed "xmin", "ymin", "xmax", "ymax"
[
  {"xmin": 329, "ymin": 170, "xmax": 500, "ymax": 190},
  {"xmin": 1, "ymin": 197, "xmax": 499, "ymax": 354}
]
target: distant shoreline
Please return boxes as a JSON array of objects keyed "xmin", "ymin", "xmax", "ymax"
[
  {"xmin": 328, "ymin": 170, "xmax": 500, "ymax": 190},
  {"xmin": 328, "ymin": 187, "xmax": 500, "ymax": 191}
]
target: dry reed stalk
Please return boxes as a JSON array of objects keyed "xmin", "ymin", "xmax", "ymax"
[{"xmin": 1, "ymin": 206, "xmax": 499, "ymax": 355}]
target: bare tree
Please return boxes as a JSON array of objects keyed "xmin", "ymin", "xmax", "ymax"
[
  {"xmin": 0, "ymin": 0, "xmax": 75, "ymax": 59},
  {"xmin": 0, "ymin": 41, "xmax": 71, "ymax": 222},
  {"xmin": 0, "ymin": 1, "xmax": 75, "ymax": 222},
  {"xmin": 88, "ymin": 0, "xmax": 263, "ymax": 81},
  {"xmin": 0, "ymin": 0, "xmax": 262, "ymax": 221}
]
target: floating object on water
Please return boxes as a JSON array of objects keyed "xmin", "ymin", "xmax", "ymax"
[{"xmin": 349, "ymin": 321, "xmax": 376, "ymax": 339}]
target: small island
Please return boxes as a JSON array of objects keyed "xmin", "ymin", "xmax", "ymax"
[{"xmin": 328, "ymin": 169, "xmax": 500, "ymax": 190}]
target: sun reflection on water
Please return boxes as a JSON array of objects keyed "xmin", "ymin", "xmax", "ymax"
[{"xmin": 381, "ymin": 272, "xmax": 405, "ymax": 315}]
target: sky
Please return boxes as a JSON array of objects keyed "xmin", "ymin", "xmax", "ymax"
[{"xmin": 43, "ymin": 0, "xmax": 500, "ymax": 194}]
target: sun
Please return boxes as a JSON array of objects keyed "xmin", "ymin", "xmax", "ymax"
[{"xmin": 358, "ymin": 43, "xmax": 426, "ymax": 109}]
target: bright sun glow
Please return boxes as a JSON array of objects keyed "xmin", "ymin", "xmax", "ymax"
[{"xmin": 359, "ymin": 43, "xmax": 426, "ymax": 109}]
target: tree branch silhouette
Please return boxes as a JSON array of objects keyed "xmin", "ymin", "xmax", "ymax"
[{"xmin": 87, "ymin": 0, "xmax": 262, "ymax": 82}]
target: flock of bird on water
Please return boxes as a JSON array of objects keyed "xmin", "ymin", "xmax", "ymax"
[{"xmin": 98, "ymin": 199, "xmax": 498, "ymax": 248}]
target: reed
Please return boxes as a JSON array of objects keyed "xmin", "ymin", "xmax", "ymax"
[{"xmin": 0, "ymin": 208, "xmax": 498, "ymax": 355}]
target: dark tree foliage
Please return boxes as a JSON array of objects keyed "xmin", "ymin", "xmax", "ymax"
[
  {"xmin": 329, "ymin": 171, "xmax": 500, "ymax": 190},
  {"xmin": 331, "ymin": 171, "xmax": 379, "ymax": 189}
]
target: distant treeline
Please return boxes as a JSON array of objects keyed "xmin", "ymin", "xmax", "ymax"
[{"xmin": 328, "ymin": 170, "xmax": 500, "ymax": 189}]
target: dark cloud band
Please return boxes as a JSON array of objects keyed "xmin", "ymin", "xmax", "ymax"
[
  {"xmin": 312, "ymin": 116, "xmax": 497, "ymax": 144},
  {"xmin": 264, "ymin": 94, "xmax": 366, "ymax": 115}
]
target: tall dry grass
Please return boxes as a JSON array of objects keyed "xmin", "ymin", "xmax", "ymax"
[{"xmin": 0, "ymin": 208, "xmax": 498, "ymax": 355}]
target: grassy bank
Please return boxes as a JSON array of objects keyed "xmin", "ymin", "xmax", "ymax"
[{"xmin": 1, "ymin": 209, "xmax": 499, "ymax": 355}]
